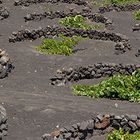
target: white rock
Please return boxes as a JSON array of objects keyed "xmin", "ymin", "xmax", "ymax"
[{"xmin": 0, "ymin": 56, "xmax": 10, "ymax": 63}]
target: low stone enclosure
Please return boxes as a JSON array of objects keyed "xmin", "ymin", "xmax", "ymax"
[
  {"xmin": 50, "ymin": 63, "xmax": 140, "ymax": 85},
  {"xmin": 135, "ymin": 49, "xmax": 140, "ymax": 57},
  {"xmin": 0, "ymin": 49, "xmax": 13, "ymax": 79},
  {"xmin": 42, "ymin": 114, "xmax": 140, "ymax": 140},
  {"xmin": 24, "ymin": 10, "xmax": 112, "ymax": 26},
  {"xmin": 132, "ymin": 23, "xmax": 140, "ymax": 31},
  {"xmin": 14, "ymin": 0, "xmax": 88, "ymax": 7},
  {"xmin": 98, "ymin": 4, "xmax": 140, "ymax": 13},
  {"xmin": 0, "ymin": 6, "xmax": 9, "ymax": 20},
  {"xmin": 0, "ymin": 106, "xmax": 8, "ymax": 139},
  {"xmin": 9, "ymin": 27, "xmax": 131, "ymax": 55}
]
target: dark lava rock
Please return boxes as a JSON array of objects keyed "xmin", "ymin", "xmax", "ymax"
[
  {"xmin": 0, "ymin": 6, "xmax": 9, "ymax": 20},
  {"xmin": 14, "ymin": 0, "xmax": 87, "ymax": 6},
  {"xmin": 0, "ymin": 106, "xmax": 8, "ymax": 138}
]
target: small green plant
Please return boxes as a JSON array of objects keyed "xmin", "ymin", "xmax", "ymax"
[
  {"xmin": 103, "ymin": 0, "xmax": 140, "ymax": 6},
  {"xmin": 133, "ymin": 9, "xmax": 140, "ymax": 20},
  {"xmin": 59, "ymin": 15, "xmax": 103, "ymax": 30},
  {"xmin": 72, "ymin": 69, "xmax": 140, "ymax": 102},
  {"xmin": 107, "ymin": 128, "xmax": 140, "ymax": 140},
  {"xmin": 36, "ymin": 35, "xmax": 81, "ymax": 56}
]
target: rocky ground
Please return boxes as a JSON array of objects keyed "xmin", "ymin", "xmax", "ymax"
[{"xmin": 0, "ymin": 0, "xmax": 140, "ymax": 140}]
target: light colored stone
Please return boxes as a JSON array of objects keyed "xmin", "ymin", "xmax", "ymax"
[{"xmin": 0, "ymin": 56, "xmax": 10, "ymax": 63}]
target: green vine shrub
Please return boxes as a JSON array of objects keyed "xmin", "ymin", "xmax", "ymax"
[
  {"xmin": 134, "ymin": 9, "xmax": 140, "ymax": 20},
  {"xmin": 103, "ymin": 0, "xmax": 140, "ymax": 6},
  {"xmin": 92, "ymin": 0, "xmax": 140, "ymax": 7},
  {"xmin": 59, "ymin": 15, "xmax": 103, "ymax": 30},
  {"xmin": 36, "ymin": 35, "xmax": 82, "ymax": 56},
  {"xmin": 107, "ymin": 128, "xmax": 140, "ymax": 140},
  {"xmin": 72, "ymin": 69, "xmax": 140, "ymax": 102}
]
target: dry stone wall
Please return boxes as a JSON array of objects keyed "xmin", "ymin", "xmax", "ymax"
[
  {"xmin": 99, "ymin": 4, "xmax": 140, "ymax": 13},
  {"xmin": 0, "ymin": 6, "xmax": 9, "ymax": 20},
  {"xmin": 9, "ymin": 27, "xmax": 131, "ymax": 54},
  {"xmin": 24, "ymin": 11, "xmax": 112, "ymax": 26},
  {"xmin": 0, "ymin": 49, "xmax": 13, "ymax": 79},
  {"xmin": 42, "ymin": 114, "xmax": 140, "ymax": 140},
  {"xmin": 14, "ymin": 0, "xmax": 88, "ymax": 6},
  {"xmin": 0, "ymin": 106, "xmax": 8, "ymax": 138},
  {"xmin": 50, "ymin": 63, "xmax": 140, "ymax": 85}
]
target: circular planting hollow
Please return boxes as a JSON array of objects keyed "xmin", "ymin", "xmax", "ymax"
[
  {"xmin": 9, "ymin": 27, "xmax": 131, "ymax": 54},
  {"xmin": 50, "ymin": 63, "xmax": 140, "ymax": 85},
  {"xmin": 42, "ymin": 114, "xmax": 140, "ymax": 140}
]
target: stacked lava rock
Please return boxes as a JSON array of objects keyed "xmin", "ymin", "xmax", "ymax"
[
  {"xmin": 9, "ymin": 27, "xmax": 130, "ymax": 54},
  {"xmin": 50, "ymin": 63, "xmax": 140, "ymax": 85},
  {"xmin": 0, "ymin": 106, "xmax": 8, "ymax": 138},
  {"xmin": 0, "ymin": 6, "xmax": 9, "ymax": 20},
  {"xmin": 132, "ymin": 23, "xmax": 140, "ymax": 31},
  {"xmin": 0, "ymin": 49, "xmax": 13, "ymax": 78},
  {"xmin": 99, "ymin": 4, "xmax": 140, "ymax": 13},
  {"xmin": 14, "ymin": 0, "xmax": 87, "ymax": 6},
  {"xmin": 24, "ymin": 11, "xmax": 112, "ymax": 26},
  {"xmin": 135, "ymin": 49, "xmax": 140, "ymax": 57},
  {"xmin": 42, "ymin": 114, "xmax": 140, "ymax": 140}
]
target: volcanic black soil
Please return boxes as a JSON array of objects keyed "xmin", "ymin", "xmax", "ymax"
[{"xmin": 0, "ymin": 0, "xmax": 140, "ymax": 140}]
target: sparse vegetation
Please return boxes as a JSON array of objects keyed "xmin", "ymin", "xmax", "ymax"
[
  {"xmin": 107, "ymin": 128, "xmax": 140, "ymax": 140},
  {"xmin": 72, "ymin": 68, "xmax": 140, "ymax": 102},
  {"xmin": 134, "ymin": 9, "xmax": 140, "ymax": 20},
  {"xmin": 59, "ymin": 15, "xmax": 103, "ymax": 30},
  {"xmin": 36, "ymin": 35, "xmax": 81, "ymax": 56},
  {"xmin": 92, "ymin": 0, "xmax": 140, "ymax": 6},
  {"xmin": 103, "ymin": 0, "xmax": 140, "ymax": 5}
]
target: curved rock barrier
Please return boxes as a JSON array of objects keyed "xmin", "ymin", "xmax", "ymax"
[
  {"xmin": 14, "ymin": 0, "xmax": 87, "ymax": 7},
  {"xmin": 0, "ymin": 6, "xmax": 9, "ymax": 20},
  {"xmin": 132, "ymin": 23, "xmax": 140, "ymax": 31},
  {"xmin": 0, "ymin": 49, "xmax": 13, "ymax": 79},
  {"xmin": 135, "ymin": 49, "xmax": 140, "ymax": 57},
  {"xmin": 50, "ymin": 63, "xmax": 140, "ymax": 85},
  {"xmin": 98, "ymin": 4, "xmax": 140, "ymax": 13},
  {"xmin": 24, "ymin": 11, "xmax": 112, "ymax": 26},
  {"xmin": 42, "ymin": 114, "xmax": 140, "ymax": 140},
  {"xmin": 9, "ymin": 27, "xmax": 131, "ymax": 54},
  {"xmin": 0, "ymin": 106, "xmax": 8, "ymax": 138}
]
